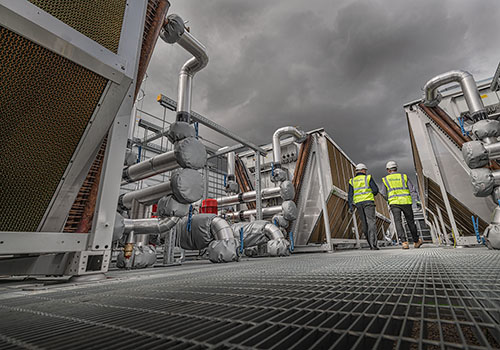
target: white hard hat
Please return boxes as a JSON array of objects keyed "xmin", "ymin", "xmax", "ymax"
[
  {"xmin": 355, "ymin": 163, "xmax": 367, "ymax": 171},
  {"xmin": 386, "ymin": 161, "xmax": 398, "ymax": 169}
]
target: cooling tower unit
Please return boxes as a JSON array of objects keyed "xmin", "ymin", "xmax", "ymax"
[{"xmin": 0, "ymin": 0, "xmax": 163, "ymax": 275}]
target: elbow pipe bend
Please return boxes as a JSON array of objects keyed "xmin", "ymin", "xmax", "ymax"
[
  {"xmin": 272, "ymin": 126, "xmax": 307, "ymax": 166},
  {"xmin": 263, "ymin": 223, "xmax": 284, "ymax": 241},
  {"xmin": 422, "ymin": 70, "xmax": 486, "ymax": 120},
  {"xmin": 210, "ymin": 216, "xmax": 234, "ymax": 241}
]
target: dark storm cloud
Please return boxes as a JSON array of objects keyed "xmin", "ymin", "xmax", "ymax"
[{"xmin": 143, "ymin": 0, "xmax": 500, "ymax": 182}]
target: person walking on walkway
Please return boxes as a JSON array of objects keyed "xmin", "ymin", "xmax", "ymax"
[
  {"xmin": 348, "ymin": 163, "xmax": 379, "ymax": 250},
  {"xmin": 380, "ymin": 161, "xmax": 423, "ymax": 249}
]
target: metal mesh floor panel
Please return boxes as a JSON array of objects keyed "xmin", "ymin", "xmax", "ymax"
[{"xmin": 0, "ymin": 248, "xmax": 499, "ymax": 349}]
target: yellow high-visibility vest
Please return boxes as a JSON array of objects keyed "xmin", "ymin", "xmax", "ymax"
[
  {"xmin": 382, "ymin": 173, "xmax": 412, "ymax": 205},
  {"xmin": 349, "ymin": 174, "xmax": 374, "ymax": 203}
]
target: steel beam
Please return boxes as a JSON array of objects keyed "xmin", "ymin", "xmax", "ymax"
[
  {"xmin": 0, "ymin": 232, "xmax": 88, "ymax": 254},
  {"xmin": 157, "ymin": 94, "xmax": 266, "ymax": 155}
]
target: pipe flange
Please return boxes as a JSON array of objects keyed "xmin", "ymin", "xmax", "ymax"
[
  {"xmin": 471, "ymin": 119, "xmax": 500, "ymax": 140},
  {"xmin": 167, "ymin": 122, "xmax": 196, "ymax": 143},
  {"xmin": 225, "ymin": 181, "xmax": 239, "ymax": 194},
  {"xmin": 280, "ymin": 180, "xmax": 295, "ymax": 201},
  {"xmin": 157, "ymin": 195, "xmax": 190, "ymax": 217},
  {"xmin": 470, "ymin": 168, "xmax": 495, "ymax": 197},
  {"xmin": 174, "ymin": 136, "xmax": 207, "ymax": 169},
  {"xmin": 282, "ymin": 200, "xmax": 298, "ymax": 221},
  {"xmin": 272, "ymin": 214, "xmax": 289, "ymax": 229},
  {"xmin": 160, "ymin": 14, "xmax": 185, "ymax": 44},
  {"xmin": 422, "ymin": 93, "xmax": 442, "ymax": 108},
  {"xmin": 271, "ymin": 168, "xmax": 288, "ymax": 183},
  {"xmin": 484, "ymin": 224, "xmax": 500, "ymax": 249},
  {"xmin": 462, "ymin": 141, "xmax": 488, "ymax": 169},
  {"xmin": 171, "ymin": 168, "xmax": 204, "ymax": 204}
]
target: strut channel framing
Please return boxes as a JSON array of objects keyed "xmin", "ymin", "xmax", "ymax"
[{"xmin": 0, "ymin": 248, "xmax": 498, "ymax": 349}]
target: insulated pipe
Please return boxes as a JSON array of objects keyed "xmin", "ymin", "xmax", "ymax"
[
  {"xmin": 217, "ymin": 187, "xmax": 282, "ymax": 207},
  {"xmin": 120, "ymin": 181, "xmax": 172, "ymax": 209},
  {"xmin": 423, "ymin": 70, "xmax": 486, "ymax": 120},
  {"xmin": 123, "ymin": 217, "xmax": 179, "ymax": 236},
  {"xmin": 223, "ymin": 206, "xmax": 282, "ymax": 221},
  {"xmin": 160, "ymin": 15, "xmax": 208, "ymax": 122},
  {"xmin": 272, "ymin": 126, "xmax": 307, "ymax": 166},
  {"xmin": 210, "ymin": 216, "xmax": 234, "ymax": 240},
  {"xmin": 263, "ymin": 223, "xmax": 284, "ymax": 240},
  {"xmin": 122, "ymin": 151, "xmax": 177, "ymax": 183}
]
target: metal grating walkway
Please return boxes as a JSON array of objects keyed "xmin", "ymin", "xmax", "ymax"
[{"xmin": 0, "ymin": 247, "xmax": 499, "ymax": 349}]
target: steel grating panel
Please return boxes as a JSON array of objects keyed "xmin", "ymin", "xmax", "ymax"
[
  {"xmin": 28, "ymin": 0, "xmax": 127, "ymax": 53},
  {"xmin": 0, "ymin": 248, "xmax": 499, "ymax": 349},
  {"xmin": 0, "ymin": 26, "xmax": 108, "ymax": 232}
]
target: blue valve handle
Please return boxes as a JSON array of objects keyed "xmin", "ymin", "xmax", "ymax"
[
  {"xmin": 271, "ymin": 163, "xmax": 275, "ymax": 177},
  {"xmin": 458, "ymin": 117, "xmax": 469, "ymax": 137},
  {"xmin": 194, "ymin": 122, "xmax": 199, "ymax": 139},
  {"xmin": 239, "ymin": 227, "xmax": 244, "ymax": 254},
  {"xmin": 471, "ymin": 215, "xmax": 481, "ymax": 244},
  {"xmin": 224, "ymin": 174, "xmax": 227, "ymax": 187},
  {"xmin": 187, "ymin": 205, "xmax": 193, "ymax": 232},
  {"xmin": 289, "ymin": 231, "xmax": 294, "ymax": 252}
]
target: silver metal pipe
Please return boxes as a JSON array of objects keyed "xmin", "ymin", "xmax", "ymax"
[
  {"xmin": 122, "ymin": 151, "xmax": 178, "ymax": 184},
  {"xmin": 272, "ymin": 126, "xmax": 307, "ymax": 165},
  {"xmin": 120, "ymin": 181, "xmax": 172, "ymax": 209},
  {"xmin": 263, "ymin": 223, "xmax": 284, "ymax": 240},
  {"xmin": 210, "ymin": 216, "xmax": 234, "ymax": 240},
  {"xmin": 217, "ymin": 187, "xmax": 281, "ymax": 207},
  {"xmin": 177, "ymin": 31, "xmax": 208, "ymax": 115},
  {"xmin": 485, "ymin": 142, "xmax": 500, "ymax": 158},
  {"xmin": 123, "ymin": 217, "xmax": 179, "ymax": 236},
  {"xmin": 492, "ymin": 170, "xmax": 500, "ymax": 186},
  {"xmin": 423, "ymin": 70, "xmax": 485, "ymax": 116},
  {"xmin": 227, "ymin": 151, "xmax": 235, "ymax": 177},
  {"xmin": 223, "ymin": 205, "xmax": 282, "ymax": 221}
]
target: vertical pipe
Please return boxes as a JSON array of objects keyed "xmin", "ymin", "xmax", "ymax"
[{"xmin": 255, "ymin": 151, "xmax": 262, "ymax": 220}]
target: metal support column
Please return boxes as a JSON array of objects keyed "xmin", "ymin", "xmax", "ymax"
[
  {"xmin": 424, "ymin": 124, "xmax": 460, "ymax": 243},
  {"xmin": 255, "ymin": 151, "xmax": 262, "ymax": 220},
  {"xmin": 352, "ymin": 213, "xmax": 361, "ymax": 249},
  {"xmin": 437, "ymin": 206, "xmax": 452, "ymax": 245},
  {"xmin": 314, "ymin": 137, "xmax": 332, "ymax": 251}
]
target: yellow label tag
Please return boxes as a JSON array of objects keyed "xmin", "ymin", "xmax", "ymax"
[{"xmin": 481, "ymin": 94, "xmax": 488, "ymax": 99}]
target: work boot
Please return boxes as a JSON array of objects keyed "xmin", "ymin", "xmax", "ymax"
[
  {"xmin": 373, "ymin": 246, "xmax": 380, "ymax": 250},
  {"xmin": 414, "ymin": 239, "xmax": 423, "ymax": 248},
  {"xmin": 402, "ymin": 242, "xmax": 409, "ymax": 249}
]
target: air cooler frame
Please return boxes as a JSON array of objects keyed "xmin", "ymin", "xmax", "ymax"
[{"xmin": 0, "ymin": 0, "xmax": 148, "ymax": 275}]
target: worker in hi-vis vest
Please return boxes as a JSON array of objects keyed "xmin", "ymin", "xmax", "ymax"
[
  {"xmin": 348, "ymin": 163, "xmax": 380, "ymax": 250},
  {"xmin": 380, "ymin": 161, "xmax": 423, "ymax": 249}
]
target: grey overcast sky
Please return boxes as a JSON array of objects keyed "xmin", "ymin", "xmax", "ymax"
[{"xmin": 140, "ymin": 0, "xmax": 500, "ymax": 182}]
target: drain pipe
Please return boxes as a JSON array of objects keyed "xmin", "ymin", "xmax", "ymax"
[{"xmin": 423, "ymin": 70, "xmax": 500, "ymax": 248}]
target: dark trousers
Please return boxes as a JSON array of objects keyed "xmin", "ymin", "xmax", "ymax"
[
  {"xmin": 355, "ymin": 202, "xmax": 377, "ymax": 248},
  {"xmin": 390, "ymin": 204, "xmax": 419, "ymax": 243}
]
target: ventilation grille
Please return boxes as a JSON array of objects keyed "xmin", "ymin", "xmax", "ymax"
[
  {"xmin": 28, "ymin": 0, "xmax": 126, "ymax": 53},
  {"xmin": 0, "ymin": 26, "xmax": 108, "ymax": 232}
]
